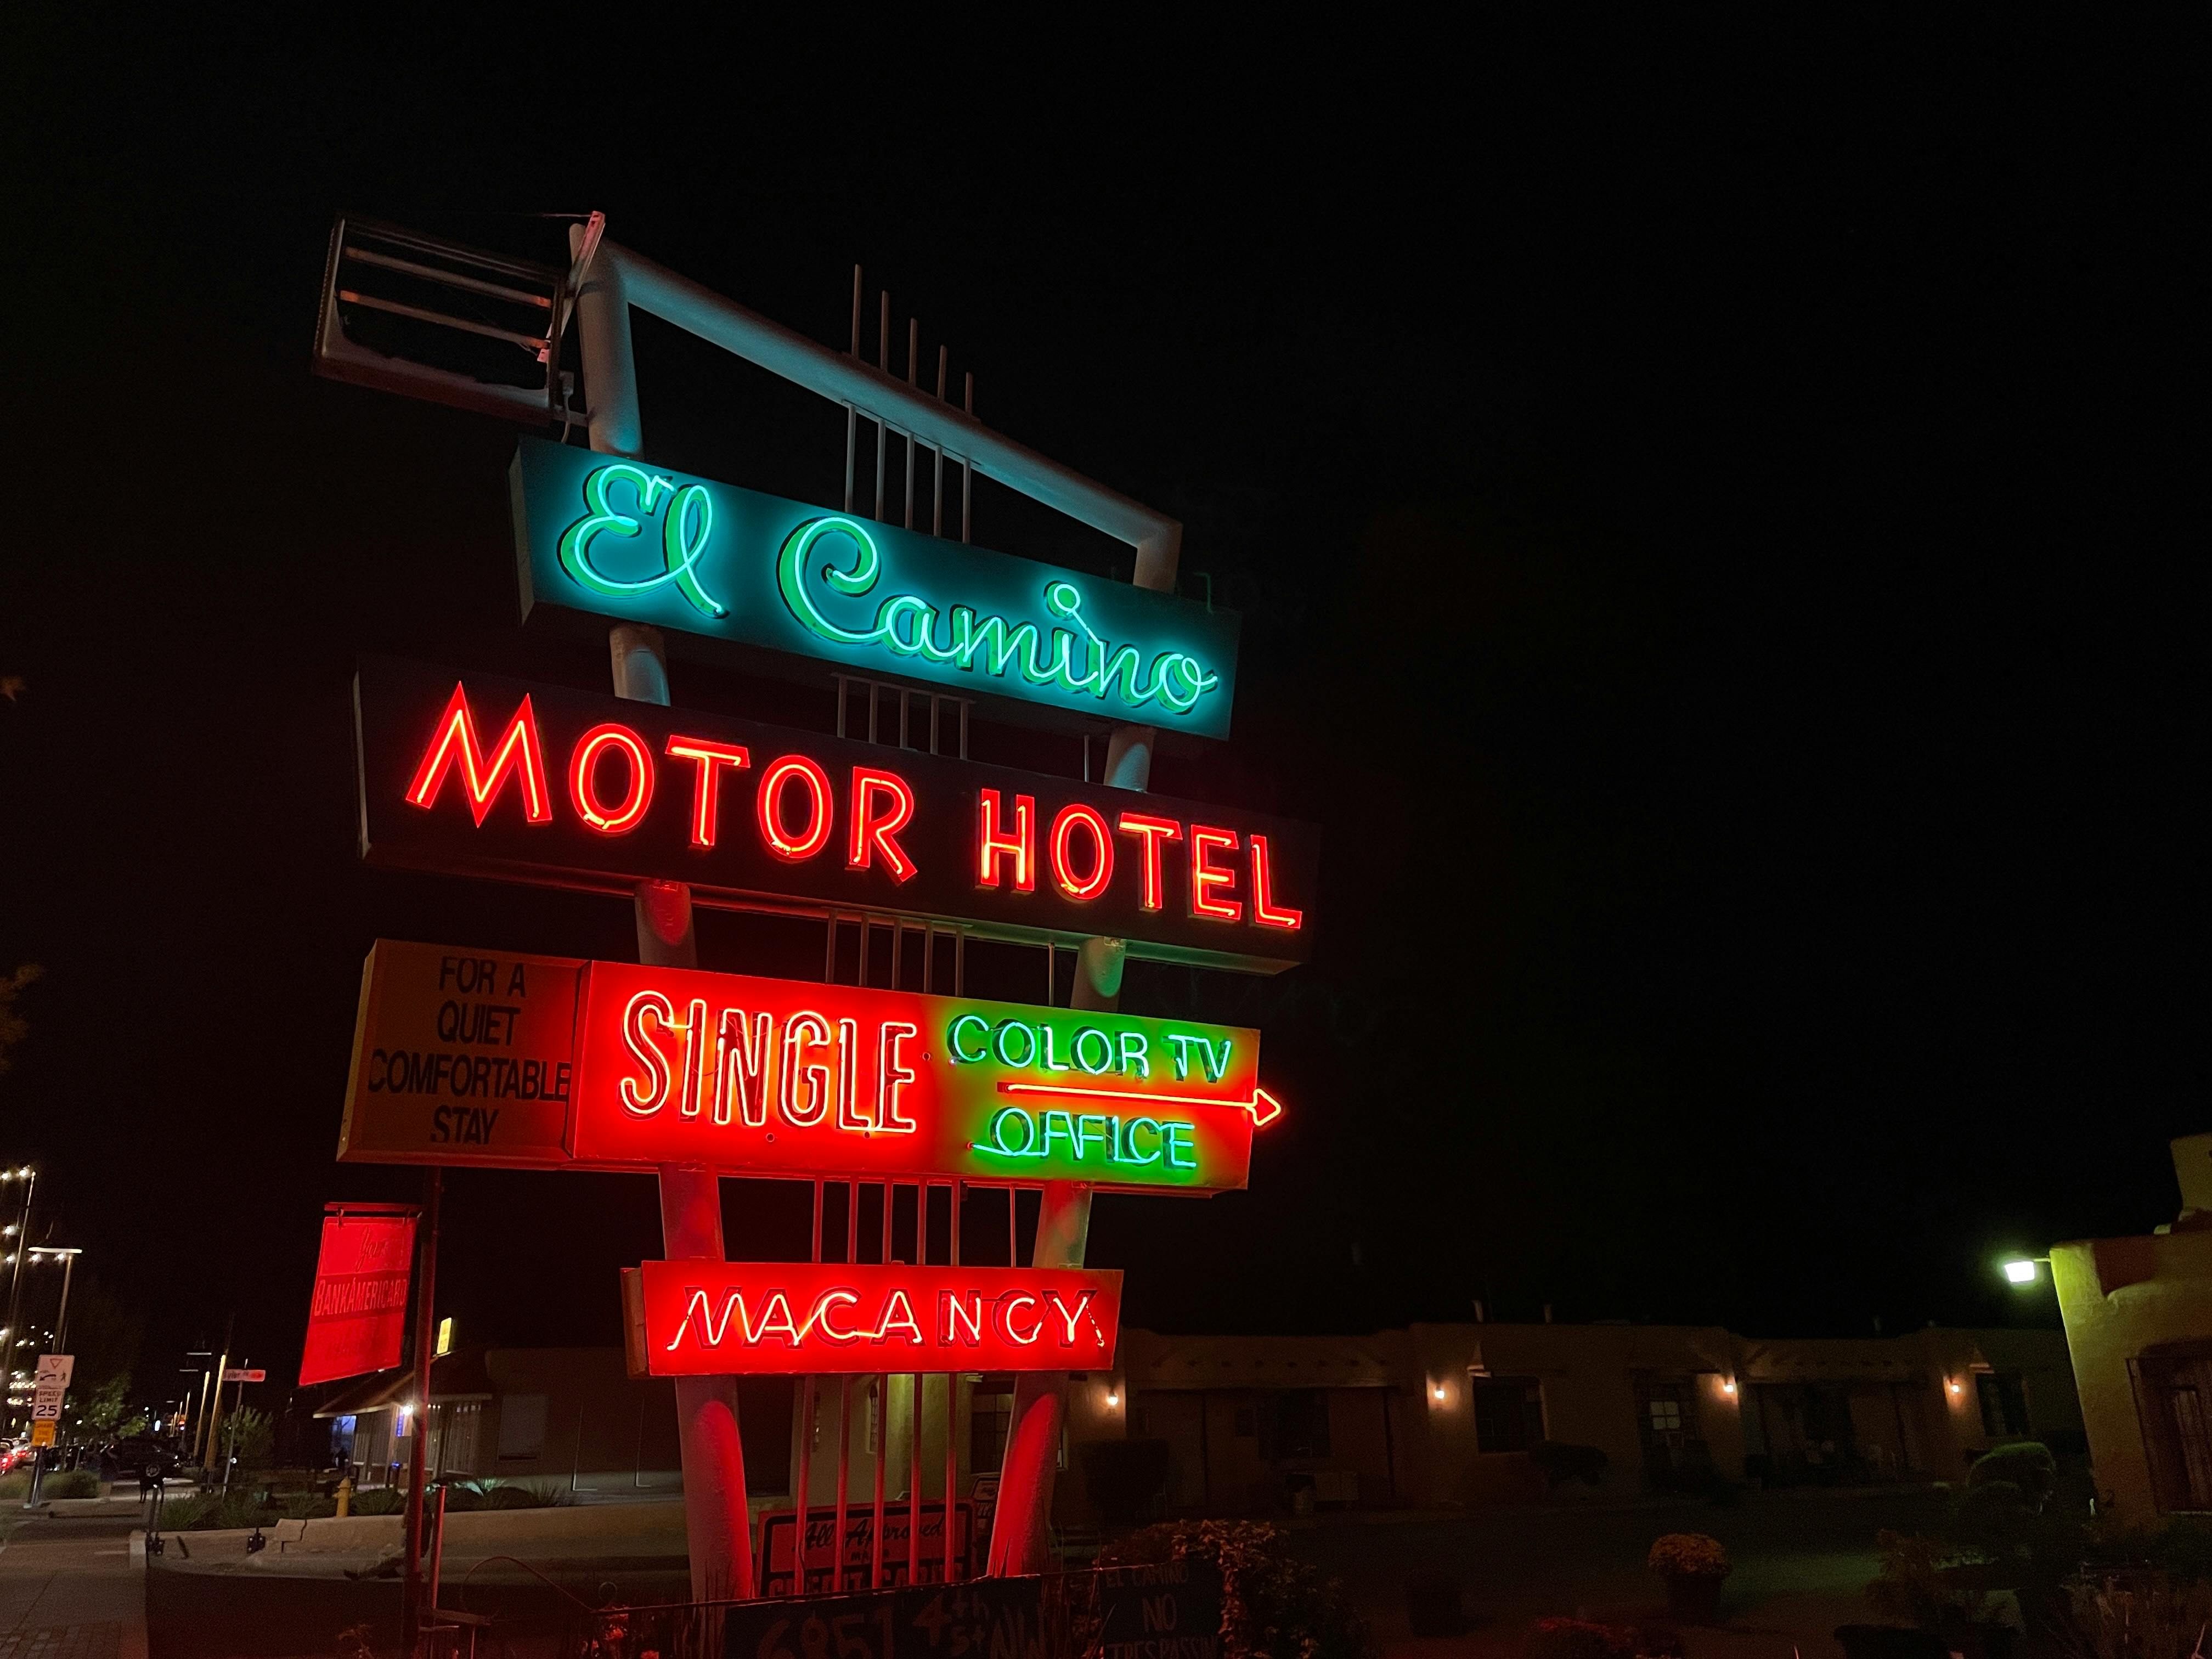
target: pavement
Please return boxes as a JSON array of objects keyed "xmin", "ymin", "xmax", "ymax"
[{"xmin": 0, "ymin": 1507, "xmax": 149, "ymax": 1659}]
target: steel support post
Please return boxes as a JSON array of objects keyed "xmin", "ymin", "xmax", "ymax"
[
  {"xmin": 985, "ymin": 717, "xmax": 1158, "ymax": 1574},
  {"xmin": 577, "ymin": 227, "xmax": 753, "ymax": 1601}
]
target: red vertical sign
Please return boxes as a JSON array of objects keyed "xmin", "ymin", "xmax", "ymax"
[{"xmin": 299, "ymin": 1206, "xmax": 418, "ymax": 1386}]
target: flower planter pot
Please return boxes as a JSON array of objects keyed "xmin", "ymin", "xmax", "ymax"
[{"xmin": 1663, "ymin": 1573, "xmax": 1726, "ymax": 1624}]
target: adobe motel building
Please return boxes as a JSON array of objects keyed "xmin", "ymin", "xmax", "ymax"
[
  {"xmin": 2049, "ymin": 1134, "xmax": 2212, "ymax": 1522},
  {"xmin": 319, "ymin": 1318, "xmax": 2075, "ymax": 1523}
]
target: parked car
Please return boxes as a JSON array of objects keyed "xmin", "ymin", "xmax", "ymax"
[{"xmin": 105, "ymin": 1437, "xmax": 171, "ymax": 1477}]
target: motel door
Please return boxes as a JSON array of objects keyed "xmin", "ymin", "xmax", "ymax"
[{"xmin": 2131, "ymin": 1351, "xmax": 2212, "ymax": 1513}]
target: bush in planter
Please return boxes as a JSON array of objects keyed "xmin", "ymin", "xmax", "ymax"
[
  {"xmin": 1649, "ymin": 1533, "xmax": 1731, "ymax": 1623},
  {"xmin": 1097, "ymin": 1519, "xmax": 1374, "ymax": 1659},
  {"xmin": 43, "ymin": 1469, "xmax": 100, "ymax": 1498}
]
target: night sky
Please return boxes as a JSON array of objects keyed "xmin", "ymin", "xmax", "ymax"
[{"xmin": 5, "ymin": 18, "xmax": 2196, "ymax": 1400}]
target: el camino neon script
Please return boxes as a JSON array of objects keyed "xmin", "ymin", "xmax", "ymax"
[
  {"xmin": 625, "ymin": 1262, "xmax": 1122, "ymax": 1378},
  {"xmin": 569, "ymin": 959, "xmax": 1272, "ymax": 1193},
  {"xmin": 511, "ymin": 438, "xmax": 1242, "ymax": 739},
  {"xmin": 356, "ymin": 657, "xmax": 1318, "ymax": 974}
]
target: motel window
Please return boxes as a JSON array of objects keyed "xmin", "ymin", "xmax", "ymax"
[
  {"xmin": 1472, "ymin": 1376, "xmax": 1546, "ymax": 1453},
  {"xmin": 495, "ymin": 1393, "xmax": 548, "ymax": 1462},
  {"xmin": 1260, "ymin": 1391, "xmax": 1331, "ymax": 1459},
  {"xmin": 1649, "ymin": 1398, "xmax": 1683, "ymax": 1434},
  {"xmin": 970, "ymin": 1375, "xmax": 1016, "ymax": 1471},
  {"xmin": 1978, "ymin": 1373, "xmax": 2030, "ymax": 1439}
]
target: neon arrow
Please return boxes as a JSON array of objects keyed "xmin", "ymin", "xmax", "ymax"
[{"xmin": 997, "ymin": 1080, "xmax": 1283, "ymax": 1128}]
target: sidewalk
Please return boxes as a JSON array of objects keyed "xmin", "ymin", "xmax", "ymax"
[{"xmin": 0, "ymin": 1513, "xmax": 148, "ymax": 1659}]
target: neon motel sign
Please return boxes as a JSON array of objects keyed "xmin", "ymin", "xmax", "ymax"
[
  {"xmin": 341, "ymin": 942, "xmax": 1277, "ymax": 1194},
  {"xmin": 354, "ymin": 656, "xmax": 1318, "ymax": 973},
  {"xmin": 625, "ymin": 1262, "xmax": 1122, "ymax": 1377},
  {"xmin": 511, "ymin": 438, "xmax": 1243, "ymax": 738}
]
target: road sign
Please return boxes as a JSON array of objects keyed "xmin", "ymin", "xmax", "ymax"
[
  {"xmin": 624, "ymin": 1262, "xmax": 1121, "ymax": 1378},
  {"xmin": 354, "ymin": 657, "xmax": 1316, "ymax": 974},
  {"xmin": 31, "ymin": 1384, "xmax": 65, "ymax": 1420},
  {"xmin": 34, "ymin": 1355, "xmax": 72, "ymax": 1388},
  {"xmin": 222, "ymin": 1368, "xmax": 267, "ymax": 1384},
  {"xmin": 29, "ymin": 1421, "xmax": 54, "ymax": 1448},
  {"xmin": 511, "ymin": 438, "xmax": 1243, "ymax": 738}
]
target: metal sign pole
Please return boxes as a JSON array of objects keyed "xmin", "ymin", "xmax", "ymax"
[{"xmin": 576, "ymin": 225, "xmax": 753, "ymax": 1602}]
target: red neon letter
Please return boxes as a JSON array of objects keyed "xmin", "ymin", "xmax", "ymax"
[
  {"xmin": 1188, "ymin": 825, "xmax": 1243, "ymax": 922},
  {"xmin": 718, "ymin": 1009, "xmax": 771, "ymax": 1127},
  {"xmin": 780, "ymin": 1012, "xmax": 835, "ymax": 1126},
  {"xmin": 757, "ymin": 755, "xmax": 834, "ymax": 860},
  {"xmin": 977, "ymin": 790, "xmax": 1035, "ymax": 891},
  {"xmin": 1249, "ymin": 833, "xmax": 1304, "ymax": 930},
  {"xmin": 878, "ymin": 1023, "xmax": 917, "ymax": 1133},
  {"xmin": 813, "ymin": 1289, "xmax": 863, "ymax": 1346},
  {"xmin": 619, "ymin": 992, "xmax": 676, "ymax": 1116},
  {"xmin": 665, "ymin": 737, "xmax": 750, "ymax": 848},
  {"xmin": 1049, "ymin": 804, "xmax": 1114, "ymax": 901},
  {"xmin": 993, "ymin": 1291, "xmax": 1043, "ymax": 1347},
  {"xmin": 404, "ymin": 683, "xmax": 552, "ymax": 827},
  {"xmin": 568, "ymin": 723, "xmax": 654, "ymax": 834},
  {"xmin": 849, "ymin": 768, "xmax": 918, "ymax": 882},
  {"xmin": 1115, "ymin": 813, "xmax": 1182, "ymax": 911}
]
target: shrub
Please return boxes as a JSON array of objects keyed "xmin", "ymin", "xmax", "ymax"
[
  {"xmin": 0, "ymin": 1472, "xmax": 29, "ymax": 1500},
  {"xmin": 1097, "ymin": 1519, "xmax": 1374, "ymax": 1659},
  {"xmin": 44, "ymin": 1469, "xmax": 100, "ymax": 1498},
  {"xmin": 351, "ymin": 1487, "xmax": 405, "ymax": 1515},
  {"xmin": 1968, "ymin": 1443, "xmax": 2056, "ymax": 1509},
  {"xmin": 2068, "ymin": 1572, "xmax": 2212, "ymax": 1659},
  {"xmin": 1648, "ymin": 1534, "xmax": 1730, "ymax": 1580},
  {"xmin": 1530, "ymin": 1442, "xmax": 1609, "ymax": 1489},
  {"xmin": 155, "ymin": 1492, "xmax": 280, "ymax": 1531},
  {"xmin": 1865, "ymin": 1531, "xmax": 1991, "ymax": 1630},
  {"xmin": 1525, "ymin": 1619, "xmax": 1684, "ymax": 1659}
]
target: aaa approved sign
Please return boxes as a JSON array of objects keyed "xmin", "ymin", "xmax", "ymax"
[{"xmin": 340, "ymin": 939, "xmax": 580, "ymax": 1166}]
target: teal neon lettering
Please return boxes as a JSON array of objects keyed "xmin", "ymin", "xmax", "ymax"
[
  {"xmin": 1197, "ymin": 1037, "xmax": 1233, "ymax": 1085},
  {"xmin": 1165, "ymin": 1121, "xmax": 1197, "ymax": 1170},
  {"xmin": 1125, "ymin": 1117, "xmax": 1164, "ymax": 1166},
  {"xmin": 977, "ymin": 1107, "xmax": 1042, "ymax": 1158},
  {"xmin": 992, "ymin": 1020, "xmax": 1036, "ymax": 1069},
  {"xmin": 1072, "ymin": 1028, "xmax": 1114, "ymax": 1075},
  {"xmin": 777, "ymin": 523, "xmax": 1222, "ymax": 719},
  {"xmin": 558, "ymin": 467, "xmax": 726, "ymax": 618},
  {"xmin": 1074, "ymin": 1114, "xmax": 1110, "ymax": 1161},
  {"xmin": 1040, "ymin": 1109, "xmax": 1077, "ymax": 1158},
  {"xmin": 947, "ymin": 1014, "xmax": 990, "ymax": 1065},
  {"xmin": 1039, "ymin": 1025, "xmax": 1073, "ymax": 1073},
  {"xmin": 1116, "ymin": 1032, "xmax": 1150, "ymax": 1078},
  {"xmin": 1165, "ymin": 1033, "xmax": 1202, "ymax": 1082}
]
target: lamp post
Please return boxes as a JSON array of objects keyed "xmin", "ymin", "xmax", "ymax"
[
  {"xmin": 1, "ymin": 1167, "xmax": 35, "ymax": 1414},
  {"xmin": 22, "ymin": 1245, "xmax": 82, "ymax": 1510},
  {"xmin": 1999, "ymin": 1255, "xmax": 2052, "ymax": 1286}
]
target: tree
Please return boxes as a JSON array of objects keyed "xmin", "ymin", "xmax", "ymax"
[{"xmin": 0, "ymin": 963, "xmax": 41, "ymax": 1080}]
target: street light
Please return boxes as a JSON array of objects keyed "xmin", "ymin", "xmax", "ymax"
[
  {"xmin": 2000, "ymin": 1255, "xmax": 2050, "ymax": 1286},
  {"xmin": 26, "ymin": 1248, "xmax": 82, "ymax": 1354}
]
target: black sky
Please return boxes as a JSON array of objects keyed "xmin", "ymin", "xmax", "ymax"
[{"xmin": 3, "ymin": 14, "xmax": 2199, "ymax": 1396}]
